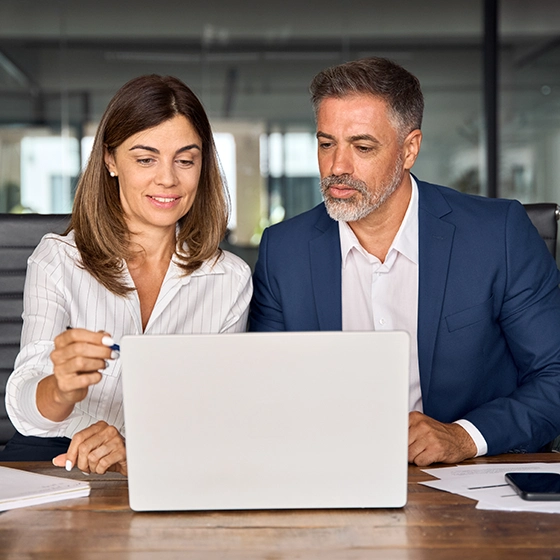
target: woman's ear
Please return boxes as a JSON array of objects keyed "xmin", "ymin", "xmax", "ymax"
[{"xmin": 104, "ymin": 149, "xmax": 117, "ymax": 177}]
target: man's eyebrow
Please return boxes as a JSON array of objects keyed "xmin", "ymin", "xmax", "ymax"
[
  {"xmin": 348, "ymin": 134, "xmax": 381, "ymax": 145},
  {"xmin": 315, "ymin": 132, "xmax": 381, "ymax": 145},
  {"xmin": 128, "ymin": 144, "xmax": 201, "ymax": 154}
]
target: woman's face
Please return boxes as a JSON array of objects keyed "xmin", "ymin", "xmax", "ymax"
[{"xmin": 104, "ymin": 115, "xmax": 202, "ymax": 234}]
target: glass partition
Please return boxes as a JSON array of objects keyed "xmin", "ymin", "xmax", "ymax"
[
  {"xmin": 4, "ymin": 0, "xmax": 559, "ymax": 251},
  {"xmin": 500, "ymin": 0, "xmax": 560, "ymax": 203}
]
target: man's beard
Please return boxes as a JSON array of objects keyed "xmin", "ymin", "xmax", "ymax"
[{"xmin": 320, "ymin": 155, "xmax": 404, "ymax": 222}]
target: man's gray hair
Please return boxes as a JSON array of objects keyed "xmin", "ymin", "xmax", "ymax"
[{"xmin": 309, "ymin": 57, "xmax": 424, "ymax": 137}]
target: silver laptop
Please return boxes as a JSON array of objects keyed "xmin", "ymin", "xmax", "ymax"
[{"xmin": 120, "ymin": 331, "xmax": 409, "ymax": 511}]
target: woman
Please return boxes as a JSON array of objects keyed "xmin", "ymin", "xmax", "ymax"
[{"xmin": 4, "ymin": 75, "xmax": 252, "ymax": 474}]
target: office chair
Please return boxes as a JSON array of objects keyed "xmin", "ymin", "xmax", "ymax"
[
  {"xmin": 523, "ymin": 203, "xmax": 560, "ymax": 452},
  {"xmin": 0, "ymin": 214, "xmax": 70, "ymax": 449},
  {"xmin": 523, "ymin": 203, "xmax": 559, "ymax": 261},
  {"xmin": 0, "ymin": 206, "xmax": 557, "ymax": 452}
]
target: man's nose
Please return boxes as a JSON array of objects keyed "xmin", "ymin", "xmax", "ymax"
[{"xmin": 330, "ymin": 147, "xmax": 353, "ymax": 177}]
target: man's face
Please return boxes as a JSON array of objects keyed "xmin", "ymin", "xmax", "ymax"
[{"xmin": 316, "ymin": 94, "xmax": 411, "ymax": 222}]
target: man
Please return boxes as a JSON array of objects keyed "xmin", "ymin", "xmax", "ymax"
[{"xmin": 249, "ymin": 57, "xmax": 560, "ymax": 467}]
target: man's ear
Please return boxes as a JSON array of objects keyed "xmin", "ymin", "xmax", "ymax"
[{"xmin": 402, "ymin": 129, "xmax": 422, "ymax": 171}]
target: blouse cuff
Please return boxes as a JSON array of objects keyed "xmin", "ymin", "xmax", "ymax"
[{"xmin": 18, "ymin": 376, "xmax": 69, "ymax": 435}]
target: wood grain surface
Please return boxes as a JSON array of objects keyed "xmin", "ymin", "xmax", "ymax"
[{"xmin": 1, "ymin": 455, "xmax": 560, "ymax": 559}]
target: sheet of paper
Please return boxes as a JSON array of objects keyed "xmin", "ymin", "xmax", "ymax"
[
  {"xmin": 419, "ymin": 462, "xmax": 560, "ymax": 513},
  {"xmin": 0, "ymin": 465, "xmax": 90, "ymax": 511},
  {"xmin": 422, "ymin": 462, "xmax": 560, "ymax": 480}
]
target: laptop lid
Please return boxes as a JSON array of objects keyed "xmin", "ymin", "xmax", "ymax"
[{"xmin": 121, "ymin": 331, "xmax": 409, "ymax": 511}]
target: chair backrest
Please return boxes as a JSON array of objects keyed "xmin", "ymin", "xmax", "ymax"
[
  {"xmin": 0, "ymin": 206, "xmax": 556, "ymax": 448},
  {"xmin": 523, "ymin": 203, "xmax": 559, "ymax": 261},
  {"xmin": 522, "ymin": 203, "xmax": 560, "ymax": 452},
  {"xmin": 0, "ymin": 214, "xmax": 70, "ymax": 447}
]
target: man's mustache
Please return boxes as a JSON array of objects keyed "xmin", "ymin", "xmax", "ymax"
[{"xmin": 320, "ymin": 174, "xmax": 368, "ymax": 193}]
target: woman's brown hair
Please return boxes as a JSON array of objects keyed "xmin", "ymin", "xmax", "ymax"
[{"xmin": 69, "ymin": 74, "xmax": 228, "ymax": 296}]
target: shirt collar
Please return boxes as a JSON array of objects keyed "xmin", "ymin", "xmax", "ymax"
[
  {"xmin": 171, "ymin": 250, "xmax": 227, "ymax": 284},
  {"xmin": 172, "ymin": 224, "xmax": 227, "ymax": 281},
  {"xmin": 339, "ymin": 175, "xmax": 419, "ymax": 267}
]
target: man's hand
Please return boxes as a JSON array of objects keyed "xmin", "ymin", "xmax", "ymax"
[
  {"xmin": 408, "ymin": 411, "xmax": 477, "ymax": 466},
  {"xmin": 52, "ymin": 421, "xmax": 127, "ymax": 476}
]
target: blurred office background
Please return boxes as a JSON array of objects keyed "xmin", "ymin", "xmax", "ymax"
[{"xmin": 0, "ymin": 0, "xmax": 559, "ymax": 265}]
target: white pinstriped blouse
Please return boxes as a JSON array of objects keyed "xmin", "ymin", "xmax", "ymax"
[{"xmin": 5, "ymin": 232, "xmax": 252, "ymax": 440}]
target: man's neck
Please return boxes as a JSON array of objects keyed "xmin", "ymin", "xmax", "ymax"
[{"xmin": 347, "ymin": 174, "xmax": 412, "ymax": 262}]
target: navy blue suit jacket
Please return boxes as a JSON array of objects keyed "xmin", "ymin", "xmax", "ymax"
[{"xmin": 249, "ymin": 179, "xmax": 560, "ymax": 455}]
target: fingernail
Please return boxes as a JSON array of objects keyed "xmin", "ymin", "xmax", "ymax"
[
  {"xmin": 101, "ymin": 336, "xmax": 115, "ymax": 348},
  {"xmin": 81, "ymin": 471, "xmax": 90, "ymax": 476},
  {"xmin": 65, "ymin": 460, "xmax": 73, "ymax": 471},
  {"xmin": 111, "ymin": 350, "xmax": 119, "ymax": 359}
]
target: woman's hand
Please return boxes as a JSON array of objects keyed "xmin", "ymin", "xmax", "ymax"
[
  {"xmin": 37, "ymin": 328, "xmax": 117, "ymax": 422},
  {"xmin": 52, "ymin": 421, "xmax": 127, "ymax": 476}
]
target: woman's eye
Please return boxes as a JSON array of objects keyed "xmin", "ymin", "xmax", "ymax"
[
  {"xmin": 137, "ymin": 158, "xmax": 154, "ymax": 165},
  {"xmin": 177, "ymin": 159, "xmax": 194, "ymax": 167}
]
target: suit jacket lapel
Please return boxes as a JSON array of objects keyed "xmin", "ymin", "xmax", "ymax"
[
  {"xmin": 417, "ymin": 182, "xmax": 455, "ymax": 401},
  {"xmin": 306, "ymin": 186, "xmax": 456, "ymax": 385},
  {"xmin": 309, "ymin": 208, "xmax": 343, "ymax": 330}
]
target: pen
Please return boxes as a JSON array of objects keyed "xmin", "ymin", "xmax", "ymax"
[
  {"xmin": 66, "ymin": 326, "xmax": 120, "ymax": 352},
  {"xmin": 467, "ymin": 483, "xmax": 509, "ymax": 490}
]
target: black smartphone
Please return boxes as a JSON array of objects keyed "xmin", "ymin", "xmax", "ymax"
[{"xmin": 505, "ymin": 472, "xmax": 560, "ymax": 501}]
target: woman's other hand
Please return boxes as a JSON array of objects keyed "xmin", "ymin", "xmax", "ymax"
[{"xmin": 52, "ymin": 420, "xmax": 127, "ymax": 476}]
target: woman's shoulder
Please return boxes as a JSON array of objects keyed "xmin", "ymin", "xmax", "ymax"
[{"xmin": 30, "ymin": 230, "xmax": 79, "ymax": 263}]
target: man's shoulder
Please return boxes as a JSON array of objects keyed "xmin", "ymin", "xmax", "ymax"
[
  {"xmin": 264, "ymin": 203, "xmax": 334, "ymax": 239},
  {"xmin": 417, "ymin": 178, "xmax": 521, "ymax": 217}
]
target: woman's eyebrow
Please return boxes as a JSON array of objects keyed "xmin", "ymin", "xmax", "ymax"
[
  {"xmin": 128, "ymin": 144, "xmax": 201, "ymax": 154},
  {"xmin": 175, "ymin": 144, "xmax": 201, "ymax": 154}
]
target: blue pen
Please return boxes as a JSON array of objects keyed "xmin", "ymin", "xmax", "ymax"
[
  {"xmin": 106, "ymin": 341, "xmax": 121, "ymax": 352},
  {"xmin": 66, "ymin": 326, "xmax": 120, "ymax": 352}
]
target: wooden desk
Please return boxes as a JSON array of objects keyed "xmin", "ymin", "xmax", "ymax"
[{"xmin": 1, "ymin": 455, "xmax": 560, "ymax": 559}]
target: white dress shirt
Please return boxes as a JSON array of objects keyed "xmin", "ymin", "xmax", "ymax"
[
  {"xmin": 340, "ymin": 177, "xmax": 487, "ymax": 456},
  {"xmin": 6, "ymin": 231, "xmax": 252, "ymax": 439}
]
